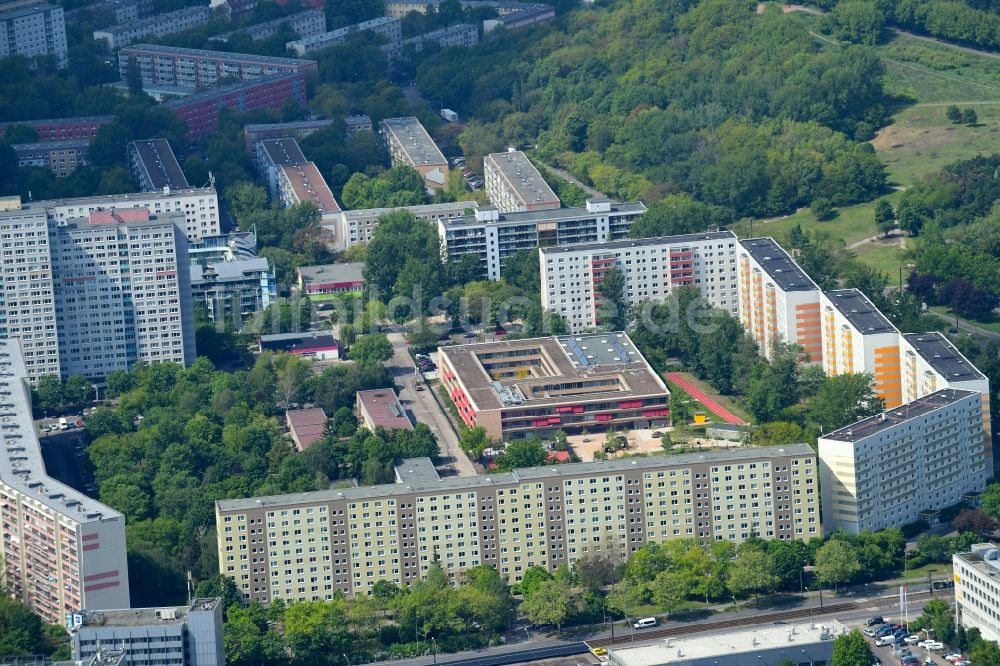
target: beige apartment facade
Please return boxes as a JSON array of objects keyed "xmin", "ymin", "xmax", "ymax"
[{"xmin": 216, "ymin": 444, "xmax": 819, "ymax": 603}]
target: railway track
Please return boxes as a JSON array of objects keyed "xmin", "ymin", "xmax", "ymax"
[{"xmin": 588, "ymin": 589, "xmax": 937, "ymax": 649}]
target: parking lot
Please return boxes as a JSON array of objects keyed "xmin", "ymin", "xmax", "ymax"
[{"xmin": 857, "ymin": 612, "xmax": 968, "ymax": 666}]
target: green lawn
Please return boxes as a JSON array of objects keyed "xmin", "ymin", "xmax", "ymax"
[
  {"xmin": 874, "ymin": 103, "xmax": 1000, "ymax": 187},
  {"xmin": 929, "ymin": 305, "xmax": 1000, "ymax": 334},
  {"xmin": 851, "ymin": 236, "xmax": 910, "ymax": 284},
  {"xmin": 882, "ymin": 35, "xmax": 1000, "ymax": 104},
  {"xmin": 901, "ymin": 562, "xmax": 953, "ymax": 582}
]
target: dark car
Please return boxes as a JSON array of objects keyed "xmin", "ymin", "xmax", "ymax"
[
  {"xmin": 463, "ymin": 332, "xmax": 478, "ymax": 338},
  {"xmin": 867, "ymin": 617, "xmax": 885, "ymax": 627}
]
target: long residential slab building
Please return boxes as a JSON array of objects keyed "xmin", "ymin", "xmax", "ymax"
[
  {"xmin": 117, "ymin": 44, "xmax": 317, "ymax": 92},
  {"xmin": 736, "ymin": 236, "xmax": 992, "ymax": 473},
  {"xmin": 483, "ymin": 150, "xmax": 560, "ymax": 213},
  {"xmin": 440, "ymin": 198, "xmax": 646, "ymax": 280},
  {"xmin": 94, "ymin": 6, "xmax": 210, "ymax": 49},
  {"xmin": 540, "ymin": 231, "xmax": 739, "ymax": 333},
  {"xmin": 217, "ymin": 442, "xmax": 819, "ymax": 603},
  {"xmin": 379, "ymin": 116, "xmax": 448, "ymax": 191},
  {"xmin": 328, "ymin": 199, "xmax": 479, "ymax": 251},
  {"xmin": 0, "ymin": 339, "xmax": 130, "ymax": 625}
]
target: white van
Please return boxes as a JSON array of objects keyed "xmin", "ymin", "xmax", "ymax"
[
  {"xmin": 58, "ymin": 417, "xmax": 68, "ymax": 430},
  {"xmin": 634, "ymin": 617, "xmax": 657, "ymax": 629}
]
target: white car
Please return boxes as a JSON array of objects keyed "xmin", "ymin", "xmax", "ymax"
[
  {"xmin": 925, "ymin": 642, "xmax": 944, "ymax": 651},
  {"xmin": 944, "ymin": 655, "xmax": 963, "ymax": 662},
  {"xmin": 875, "ymin": 636, "xmax": 897, "ymax": 647},
  {"xmin": 917, "ymin": 641, "xmax": 934, "ymax": 649},
  {"xmin": 905, "ymin": 636, "xmax": 922, "ymax": 645}
]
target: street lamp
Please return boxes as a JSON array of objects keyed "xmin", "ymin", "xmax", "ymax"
[
  {"xmin": 623, "ymin": 613, "xmax": 635, "ymax": 643},
  {"xmin": 342, "ymin": 654, "xmax": 351, "ymax": 666},
  {"xmin": 431, "ymin": 637, "xmax": 437, "ymax": 664}
]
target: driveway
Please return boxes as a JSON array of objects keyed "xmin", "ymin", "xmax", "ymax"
[{"xmin": 385, "ymin": 332, "xmax": 478, "ymax": 477}]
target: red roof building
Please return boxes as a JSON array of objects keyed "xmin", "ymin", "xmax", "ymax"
[
  {"xmin": 286, "ymin": 407, "xmax": 327, "ymax": 450},
  {"xmin": 356, "ymin": 389, "xmax": 413, "ymax": 432}
]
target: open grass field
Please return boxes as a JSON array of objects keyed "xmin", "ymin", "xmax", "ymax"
[{"xmin": 737, "ymin": 28, "xmax": 1000, "ymax": 296}]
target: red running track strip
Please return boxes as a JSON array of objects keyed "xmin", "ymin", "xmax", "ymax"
[{"xmin": 665, "ymin": 372, "xmax": 747, "ymax": 426}]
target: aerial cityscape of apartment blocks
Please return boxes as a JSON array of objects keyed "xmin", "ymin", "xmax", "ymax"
[
  {"xmin": 953, "ymin": 543, "xmax": 1000, "ymax": 643},
  {"xmin": 380, "ymin": 23, "xmax": 479, "ymax": 60},
  {"xmin": 211, "ymin": 9, "xmax": 326, "ymax": 43},
  {"xmin": 737, "ymin": 237, "xmax": 823, "ymax": 363},
  {"xmin": 117, "ymin": 44, "xmax": 317, "ymax": 91},
  {"xmin": 94, "ymin": 6, "xmax": 211, "ymax": 50},
  {"xmin": 0, "ymin": 115, "xmax": 114, "ymax": 141},
  {"xmin": 71, "ymin": 599, "xmax": 225, "ymax": 666},
  {"xmin": 329, "ymin": 200, "xmax": 478, "ymax": 251},
  {"xmin": 0, "ymin": 339, "xmax": 130, "ymax": 624},
  {"xmin": 736, "ymin": 236, "xmax": 993, "ymax": 472},
  {"xmin": 438, "ymin": 199, "xmax": 647, "ymax": 280},
  {"xmin": 540, "ymin": 231, "xmax": 740, "ymax": 334},
  {"xmin": 379, "ymin": 117, "xmax": 449, "ymax": 190},
  {"xmin": 483, "ymin": 150, "xmax": 560, "ymax": 213},
  {"xmin": 128, "ymin": 138, "xmax": 190, "ymax": 192},
  {"xmin": 0, "ymin": 4, "xmax": 68, "ymax": 68},
  {"xmin": 216, "ymin": 443, "xmax": 818, "ymax": 602},
  {"xmin": 12, "ymin": 139, "xmax": 90, "ymax": 177},
  {"xmin": 286, "ymin": 16, "xmax": 401, "ymax": 56},
  {"xmin": 164, "ymin": 73, "xmax": 307, "ymax": 140},
  {"xmin": 243, "ymin": 118, "xmax": 334, "ymax": 151},
  {"xmin": 438, "ymin": 333, "xmax": 670, "ymax": 441},
  {"xmin": 30, "ymin": 186, "xmax": 220, "ymax": 242},
  {"xmin": 819, "ymin": 389, "xmax": 987, "ymax": 534},
  {"xmin": 65, "ymin": 0, "xmax": 153, "ymax": 26}
]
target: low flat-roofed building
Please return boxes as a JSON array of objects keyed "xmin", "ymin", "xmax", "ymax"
[
  {"xmin": 357, "ymin": 388, "xmax": 413, "ymax": 432},
  {"xmin": 12, "ymin": 139, "xmax": 90, "ymax": 177},
  {"xmin": 285, "ymin": 407, "xmax": 327, "ymax": 450},
  {"xmin": 819, "ymin": 388, "xmax": 987, "ymax": 534},
  {"xmin": 344, "ymin": 114, "xmax": 372, "ymax": 137},
  {"xmin": 393, "ymin": 456, "xmax": 438, "ymax": 483},
  {"xmin": 953, "ymin": 543, "xmax": 1000, "ymax": 643},
  {"xmin": 737, "ymin": 237, "xmax": 822, "ymax": 363},
  {"xmin": 483, "ymin": 150, "xmax": 559, "ymax": 212},
  {"xmin": 259, "ymin": 331, "xmax": 339, "ymax": 359},
  {"xmin": 297, "ymin": 262, "xmax": 364, "ymax": 298},
  {"xmin": 606, "ymin": 620, "xmax": 846, "ymax": 666},
  {"xmin": 71, "ymin": 598, "xmax": 223, "ymax": 666},
  {"xmin": 379, "ymin": 116, "xmax": 448, "ymax": 190},
  {"xmin": 438, "ymin": 332, "xmax": 669, "ymax": 441},
  {"xmin": 128, "ymin": 138, "xmax": 189, "ymax": 192}
]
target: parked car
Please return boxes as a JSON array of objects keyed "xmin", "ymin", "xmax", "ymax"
[
  {"xmin": 867, "ymin": 617, "xmax": 885, "ymax": 627},
  {"xmin": 944, "ymin": 655, "xmax": 964, "ymax": 662},
  {"xmin": 864, "ymin": 628, "xmax": 879, "ymax": 638},
  {"xmin": 900, "ymin": 657, "xmax": 919, "ymax": 666},
  {"xmin": 495, "ymin": 328, "xmax": 506, "ymax": 336},
  {"xmin": 876, "ymin": 636, "xmax": 897, "ymax": 647},
  {"xmin": 463, "ymin": 332, "xmax": 478, "ymax": 338},
  {"xmin": 905, "ymin": 636, "xmax": 921, "ymax": 645},
  {"xmin": 633, "ymin": 617, "xmax": 657, "ymax": 629}
]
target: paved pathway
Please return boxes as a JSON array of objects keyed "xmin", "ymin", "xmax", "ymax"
[
  {"xmin": 926, "ymin": 310, "xmax": 1000, "ymax": 341},
  {"xmin": 385, "ymin": 332, "xmax": 478, "ymax": 476},
  {"xmin": 665, "ymin": 372, "xmax": 747, "ymax": 425},
  {"xmin": 534, "ymin": 160, "xmax": 604, "ymax": 198}
]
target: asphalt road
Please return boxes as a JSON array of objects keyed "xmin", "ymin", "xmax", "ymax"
[
  {"xmin": 363, "ymin": 589, "xmax": 937, "ymax": 666},
  {"xmin": 386, "ymin": 332, "xmax": 477, "ymax": 476}
]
